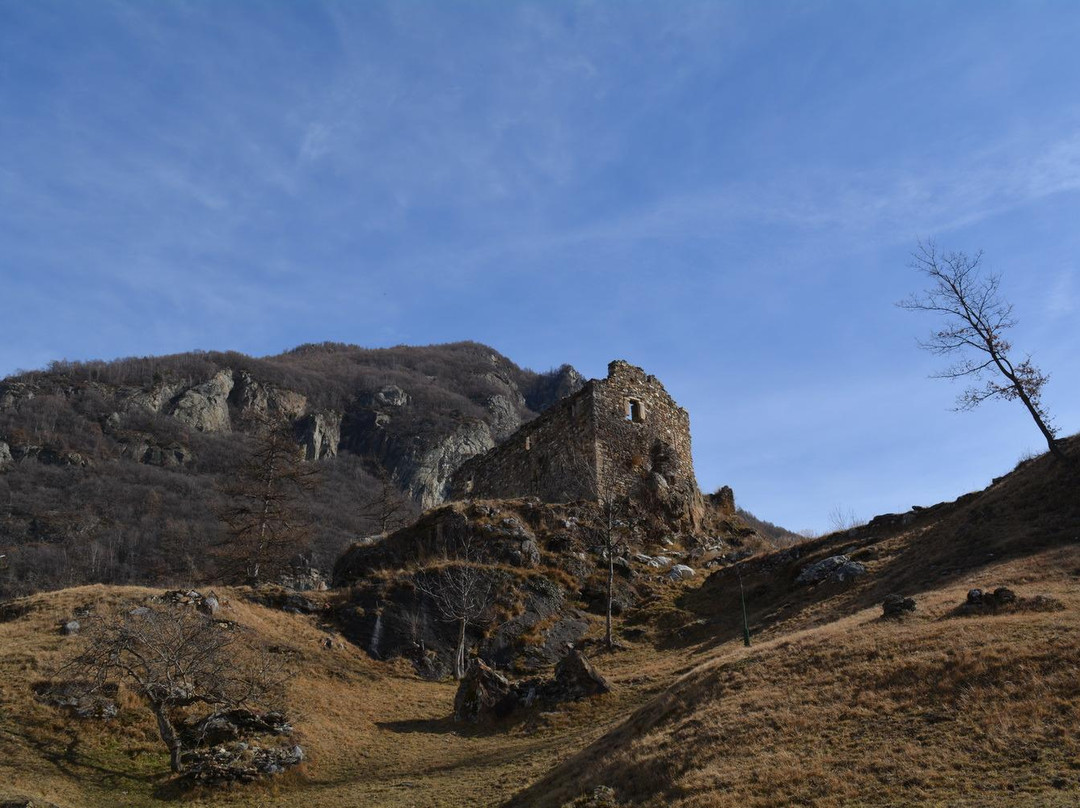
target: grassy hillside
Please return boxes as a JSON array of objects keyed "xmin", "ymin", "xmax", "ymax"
[{"xmin": 1, "ymin": 440, "xmax": 1077, "ymax": 807}]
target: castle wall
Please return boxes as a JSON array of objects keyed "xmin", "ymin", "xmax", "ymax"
[
  {"xmin": 447, "ymin": 383, "xmax": 599, "ymax": 503},
  {"xmin": 591, "ymin": 360, "xmax": 697, "ymax": 503},
  {"xmin": 448, "ymin": 360, "xmax": 701, "ymax": 524}
]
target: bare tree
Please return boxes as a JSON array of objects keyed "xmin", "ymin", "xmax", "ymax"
[
  {"xmin": 58, "ymin": 604, "xmax": 287, "ymax": 774},
  {"xmin": 215, "ymin": 414, "xmax": 320, "ymax": 585},
  {"xmin": 899, "ymin": 241, "xmax": 1065, "ymax": 461},
  {"xmin": 414, "ymin": 537, "xmax": 497, "ymax": 679},
  {"xmin": 358, "ymin": 469, "xmax": 414, "ymax": 535}
]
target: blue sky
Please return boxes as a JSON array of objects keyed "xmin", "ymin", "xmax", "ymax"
[{"xmin": 2, "ymin": 1, "xmax": 1079, "ymax": 532}]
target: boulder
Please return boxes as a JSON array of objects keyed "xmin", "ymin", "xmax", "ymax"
[
  {"xmin": 454, "ymin": 659, "xmax": 517, "ymax": 722},
  {"xmin": 667, "ymin": 564, "xmax": 695, "ymax": 582},
  {"xmin": 0, "ymin": 440, "xmax": 12, "ymax": 466},
  {"xmin": 551, "ymin": 650, "xmax": 611, "ymax": 700},
  {"xmin": 796, "ymin": 555, "xmax": 866, "ymax": 585},
  {"xmin": 181, "ymin": 742, "xmax": 303, "ymax": 783},
  {"xmin": 60, "ymin": 620, "xmax": 80, "ymax": 635},
  {"xmin": 882, "ymin": 594, "xmax": 916, "ymax": 619}
]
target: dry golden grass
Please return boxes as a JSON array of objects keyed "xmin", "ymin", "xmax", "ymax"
[
  {"xmin": 0, "ymin": 584, "xmax": 683, "ymax": 808},
  {"xmin": 509, "ymin": 547, "xmax": 1080, "ymax": 807},
  {"xmin": 2, "ymin": 443, "xmax": 1078, "ymax": 807}
]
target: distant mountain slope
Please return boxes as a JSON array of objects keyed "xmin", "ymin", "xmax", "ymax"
[{"xmin": 0, "ymin": 342, "xmax": 584, "ymax": 598}]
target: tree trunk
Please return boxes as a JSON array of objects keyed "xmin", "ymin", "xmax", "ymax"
[
  {"xmin": 991, "ymin": 354, "xmax": 1066, "ymax": 461},
  {"xmin": 605, "ymin": 539, "xmax": 613, "ymax": 650},
  {"xmin": 151, "ymin": 701, "xmax": 184, "ymax": 774},
  {"xmin": 455, "ymin": 618, "xmax": 466, "ymax": 680}
]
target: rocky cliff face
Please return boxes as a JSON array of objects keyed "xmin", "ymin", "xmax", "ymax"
[
  {"xmin": 0, "ymin": 343, "xmax": 585, "ymax": 597},
  {"xmin": 168, "ymin": 369, "xmax": 235, "ymax": 432}
]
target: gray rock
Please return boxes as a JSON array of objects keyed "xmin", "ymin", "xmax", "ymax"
[
  {"xmin": 882, "ymin": 593, "xmax": 916, "ymax": 619},
  {"xmin": 796, "ymin": 554, "xmax": 866, "ymax": 585},
  {"xmin": 485, "ymin": 393, "xmax": 525, "ymax": 442},
  {"xmin": 232, "ymin": 371, "xmax": 307, "ymax": 421},
  {"xmin": 0, "ymin": 441, "xmax": 11, "ymax": 466},
  {"xmin": 60, "ymin": 620, "xmax": 80, "ymax": 635},
  {"xmin": 169, "ymin": 369, "xmax": 234, "ymax": 432},
  {"xmin": 668, "ymin": 564, "xmax": 695, "ymax": 581},
  {"xmin": 374, "ymin": 385, "xmax": 410, "ymax": 408},
  {"xmin": 551, "ymin": 650, "xmax": 610, "ymax": 700},
  {"xmin": 295, "ymin": 411, "xmax": 342, "ymax": 461},
  {"xmin": 406, "ymin": 421, "xmax": 495, "ymax": 509}
]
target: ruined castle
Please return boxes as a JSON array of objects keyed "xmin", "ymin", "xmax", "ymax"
[{"xmin": 448, "ymin": 360, "xmax": 704, "ymax": 531}]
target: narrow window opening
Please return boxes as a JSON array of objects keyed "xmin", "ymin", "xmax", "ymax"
[{"xmin": 627, "ymin": 399, "xmax": 644, "ymax": 423}]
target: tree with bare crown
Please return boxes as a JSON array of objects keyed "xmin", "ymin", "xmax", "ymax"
[{"xmin": 899, "ymin": 241, "xmax": 1065, "ymax": 461}]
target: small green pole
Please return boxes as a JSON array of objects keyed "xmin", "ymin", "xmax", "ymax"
[{"xmin": 737, "ymin": 566, "xmax": 751, "ymax": 647}]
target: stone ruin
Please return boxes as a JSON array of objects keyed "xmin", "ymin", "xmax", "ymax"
[{"xmin": 448, "ymin": 360, "xmax": 705, "ymax": 532}]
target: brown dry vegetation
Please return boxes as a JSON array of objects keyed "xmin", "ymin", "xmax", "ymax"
[{"xmin": 2, "ymin": 441, "xmax": 1078, "ymax": 807}]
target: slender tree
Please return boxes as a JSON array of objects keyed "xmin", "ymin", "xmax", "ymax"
[
  {"xmin": 414, "ymin": 536, "xmax": 497, "ymax": 679},
  {"xmin": 215, "ymin": 414, "xmax": 320, "ymax": 586},
  {"xmin": 899, "ymin": 241, "xmax": 1065, "ymax": 461}
]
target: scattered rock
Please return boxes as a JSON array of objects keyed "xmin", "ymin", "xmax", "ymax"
[
  {"xmin": 181, "ymin": 742, "xmax": 304, "ymax": 783},
  {"xmin": 35, "ymin": 681, "xmax": 118, "ymax": 719},
  {"xmin": 60, "ymin": 620, "xmax": 80, "ymax": 635},
  {"xmin": 881, "ymin": 594, "xmax": 916, "ymax": 619},
  {"xmin": 562, "ymin": 785, "xmax": 619, "ymax": 808},
  {"xmin": 454, "ymin": 650, "xmax": 610, "ymax": 722},
  {"xmin": 179, "ymin": 708, "xmax": 291, "ymax": 747},
  {"xmin": 0, "ymin": 797, "xmax": 61, "ymax": 808},
  {"xmin": 667, "ymin": 564, "xmax": 695, "ymax": 582},
  {"xmin": 796, "ymin": 555, "xmax": 866, "ymax": 585},
  {"xmin": 958, "ymin": 586, "xmax": 1059, "ymax": 615}
]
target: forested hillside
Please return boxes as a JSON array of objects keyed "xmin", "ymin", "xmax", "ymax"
[{"xmin": 0, "ymin": 342, "xmax": 583, "ymax": 598}]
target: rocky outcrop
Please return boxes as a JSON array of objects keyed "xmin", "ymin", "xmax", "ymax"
[
  {"xmin": 453, "ymin": 650, "xmax": 609, "ymax": 722},
  {"xmin": 485, "ymin": 393, "xmax": 525, "ymax": 442},
  {"xmin": 169, "ymin": 370, "xmax": 234, "ymax": 432},
  {"xmin": 117, "ymin": 433, "xmax": 192, "ymax": 467},
  {"xmin": 0, "ymin": 381, "xmax": 35, "ymax": 412},
  {"xmin": 295, "ymin": 411, "xmax": 341, "ymax": 461},
  {"xmin": 369, "ymin": 384, "xmax": 410, "ymax": 408},
  {"xmin": 796, "ymin": 554, "xmax": 866, "ymax": 585},
  {"xmin": 406, "ymin": 421, "xmax": 495, "ymax": 509},
  {"xmin": 118, "ymin": 381, "xmax": 183, "ymax": 414},
  {"xmin": 231, "ymin": 371, "xmax": 307, "ymax": 421}
]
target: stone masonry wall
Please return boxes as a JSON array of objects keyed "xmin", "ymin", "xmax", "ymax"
[
  {"xmin": 448, "ymin": 360, "xmax": 702, "ymax": 532},
  {"xmin": 591, "ymin": 360, "xmax": 696, "ymax": 503},
  {"xmin": 447, "ymin": 384, "xmax": 599, "ymax": 503}
]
